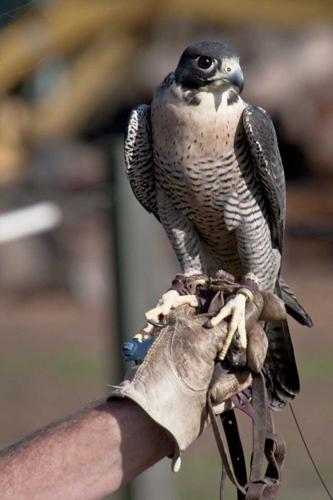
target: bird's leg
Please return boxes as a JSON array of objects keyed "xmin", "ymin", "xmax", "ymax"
[
  {"xmin": 136, "ymin": 189, "xmax": 204, "ymax": 341},
  {"xmin": 134, "ymin": 290, "xmax": 199, "ymax": 342},
  {"xmin": 145, "ymin": 289, "xmax": 199, "ymax": 325},
  {"xmin": 206, "ymin": 273, "xmax": 259, "ymax": 360},
  {"xmin": 207, "ymin": 292, "xmax": 247, "ymax": 360}
]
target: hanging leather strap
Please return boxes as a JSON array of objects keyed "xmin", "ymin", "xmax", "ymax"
[
  {"xmin": 207, "ymin": 396, "xmax": 247, "ymax": 498},
  {"xmin": 209, "ymin": 370, "xmax": 286, "ymax": 500},
  {"xmin": 249, "ymin": 373, "xmax": 268, "ymax": 482},
  {"xmin": 221, "ymin": 409, "xmax": 248, "ymax": 500},
  {"xmin": 244, "ymin": 372, "xmax": 286, "ymax": 500}
]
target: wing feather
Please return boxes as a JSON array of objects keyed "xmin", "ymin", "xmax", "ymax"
[
  {"xmin": 124, "ymin": 104, "xmax": 158, "ymax": 219},
  {"xmin": 243, "ymin": 104, "xmax": 285, "ymax": 254},
  {"xmin": 243, "ymin": 105, "xmax": 305, "ymax": 407}
]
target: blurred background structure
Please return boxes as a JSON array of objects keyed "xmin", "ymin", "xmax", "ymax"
[{"xmin": 0, "ymin": 1, "xmax": 332, "ymax": 499}]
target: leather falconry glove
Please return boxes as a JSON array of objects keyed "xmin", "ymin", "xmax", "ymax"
[{"xmin": 110, "ymin": 290, "xmax": 286, "ymax": 471}]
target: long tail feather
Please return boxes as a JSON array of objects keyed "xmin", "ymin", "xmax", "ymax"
[
  {"xmin": 264, "ymin": 280, "xmax": 301, "ymax": 409},
  {"xmin": 279, "ymin": 278, "xmax": 313, "ymax": 327}
]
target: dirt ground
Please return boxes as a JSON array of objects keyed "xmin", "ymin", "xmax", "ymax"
[
  {"xmin": 0, "ymin": 234, "xmax": 332, "ymax": 500},
  {"xmin": 0, "ymin": 295, "xmax": 110, "ymax": 448}
]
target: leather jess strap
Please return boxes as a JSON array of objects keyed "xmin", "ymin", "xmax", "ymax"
[
  {"xmin": 208, "ymin": 371, "xmax": 286, "ymax": 500},
  {"xmin": 207, "ymin": 397, "xmax": 247, "ymax": 497},
  {"xmin": 221, "ymin": 409, "xmax": 248, "ymax": 500},
  {"xmin": 246, "ymin": 373, "xmax": 286, "ymax": 500}
]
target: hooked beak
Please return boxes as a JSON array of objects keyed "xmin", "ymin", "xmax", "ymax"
[
  {"xmin": 228, "ymin": 67, "xmax": 244, "ymax": 93},
  {"xmin": 208, "ymin": 67, "xmax": 244, "ymax": 93}
]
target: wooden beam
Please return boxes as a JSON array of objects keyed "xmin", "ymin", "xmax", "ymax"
[
  {"xmin": 161, "ymin": 0, "xmax": 333, "ymax": 26},
  {"xmin": 32, "ymin": 34, "xmax": 137, "ymax": 139},
  {"xmin": 0, "ymin": 0, "xmax": 331, "ymax": 95},
  {"xmin": 0, "ymin": 0, "xmax": 152, "ymax": 93}
]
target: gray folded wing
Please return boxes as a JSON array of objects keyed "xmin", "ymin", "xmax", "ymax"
[
  {"xmin": 243, "ymin": 104, "xmax": 285, "ymax": 254},
  {"xmin": 124, "ymin": 104, "xmax": 159, "ymax": 219}
]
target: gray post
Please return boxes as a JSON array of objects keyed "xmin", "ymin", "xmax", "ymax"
[{"xmin": 110, "ymin": 136, "xmax": 177, "ymax": 500}]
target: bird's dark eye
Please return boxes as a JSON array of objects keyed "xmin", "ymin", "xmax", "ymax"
[{"xmin": 196, "ymin": 56, "xmax": 213, "ymax": 70}]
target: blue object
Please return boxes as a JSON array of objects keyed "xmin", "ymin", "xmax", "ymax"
[{"xmin": 122, "ymin": 338, "xmax": 155, "ymax": 362}]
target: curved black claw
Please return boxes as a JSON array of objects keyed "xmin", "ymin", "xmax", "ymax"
[{"xmin": 146, "ymin": 318, "xmax": 169, "ymax": 328}]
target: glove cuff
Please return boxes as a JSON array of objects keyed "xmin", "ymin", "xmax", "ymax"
[{"xmin": 109, "ymin": 317, "xmax": 211, "ymax": 471}]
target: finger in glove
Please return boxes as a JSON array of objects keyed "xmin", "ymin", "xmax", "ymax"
[
  {"xmin": 209, "ymin": 363, "xmax": 252, "ymax": 409},
  {"xmin": 260, "ymin": 291, "xmax": 287, "ymax": 322},
  {"xmin": 246, "ymin": 323, "xmax": 269, "ymax": 373}
]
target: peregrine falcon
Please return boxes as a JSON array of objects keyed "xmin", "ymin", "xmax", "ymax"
[{"xmin": 124, "ymin": 41, "xmax": 312, "ymax": 407}]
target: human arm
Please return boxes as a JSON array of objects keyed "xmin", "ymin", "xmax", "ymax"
[
  {"xmin": 0, "ymin": 286, "xmax": 286, "ymax": 500},
  {"xmin": 0, "ymin": 399, "xmax": 173, "ymax": 500}
]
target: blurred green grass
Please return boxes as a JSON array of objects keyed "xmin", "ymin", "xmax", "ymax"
[
  {"xmin": 298, "ymin": 352, "xmax": 332, "ymax": 382},
  {"xmin": 0, "ymin": 349, "xmax": 101, "ymax": 386}
]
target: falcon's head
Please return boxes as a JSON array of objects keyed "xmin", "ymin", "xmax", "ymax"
[{"xmin": 174, "ymin": 41, "xmax": 244, "ymax": 94}]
